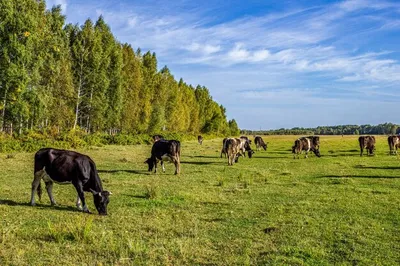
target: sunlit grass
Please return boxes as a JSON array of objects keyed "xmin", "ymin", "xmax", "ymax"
[{"xmin": 0, "ymin": 135, "xmax": 399, "ymax": 265}]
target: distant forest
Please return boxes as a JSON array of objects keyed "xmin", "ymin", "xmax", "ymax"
[
  {"xmin": 242, "ymin": 123, "xmax": 399, "ymax": 136},
  {"xmin": 0, "ymin": 0, "xmax": 240, "ymax": 136}
]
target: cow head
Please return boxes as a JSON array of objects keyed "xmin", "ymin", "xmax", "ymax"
[
  {"xmin": 93, "ymin": 191, "xmax": 111, "ymax": 215},
  {"xmin": 313, "ymin": 148, "xmax": 321, "ymax": 157},
  {"xmin": 291, "ymin": 145, "xmax": 296, "ymax": 153},
  {"xmin": 247, "ymin": 150, "xmax": 255, "ymax": 158},
  {"xmin": 144, "ymin": 158, "xmax": 154, "ymax": 171},
  {"xmin": 262, "ymin": 142, "xmax": 268, "ymax": 151}
]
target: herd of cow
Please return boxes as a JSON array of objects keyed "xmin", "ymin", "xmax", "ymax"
[{"xmin": 28, "ymin": 134, "xmax": 400, "ymax": 215}]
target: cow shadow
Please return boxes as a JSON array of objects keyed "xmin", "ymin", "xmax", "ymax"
[
  {"xmin": 320, "ymin": 175, "xmax": 399, "ymax": 179},
  {"xmin": 190, "ymin": 155, "xmax": 221, "ymax": 159},
  {"xmin": 0, "ymin": 199, "xmax": 80, "ymax": 212},
  {"xmin": 98, "ymin": 169, "xmax": 146, "ymax": 174},
  {"xmin": 323, "ymin": 154, "xmax": 359, "ymax": 157},
  {"xmin": 181, "ymin": 161, "xmax": 215, "ymax": 165},
  {"xmin": 354, "ymin": 165, "xmax": 400, "ymax": 170}
]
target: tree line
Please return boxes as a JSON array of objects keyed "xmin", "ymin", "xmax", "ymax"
[
  {"xmin": 242, "ymin": 123, "xmax": 399, "ymax": 136},
  {"xmin": 0, "ymin": 0, "xmax": 240, "ymax": 136}
]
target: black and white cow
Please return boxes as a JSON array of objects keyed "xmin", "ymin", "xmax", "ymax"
[
  {"xmin": 198, "ymin": 135, "xmax": 203, "ymax": 145},
  {"xmin": 359, "ymin": 136, "xmax": 376, "ymax": 156},
  {"xmin": 30, "ymin": 148, "xmax": 111, "ymax": 215},
  {"xmin": 238, "ymin": 137, "xmax": 254, "ymax": 158},
  {"xmin": 388, "ymin": 135, "xmax": 400, "ymax": 155},
  {"xmin": 292, "ymin": 137, "xmax": 321, "ymax": 159},
  {"xmin": 145, "ymin": 139, "xmax": 181, "ymax": 175},
  {"xmin": 254, "ymin": 136, "xmax": 268, "ymax": 151}
]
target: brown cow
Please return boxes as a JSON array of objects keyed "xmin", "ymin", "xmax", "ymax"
[
  {"xmin": 388, "ymin": 135, "xmax": 400, "ymax": 155},
  {"xmin": 359, "ymin": 136, "xmax": 376, "ymax": 156},
  {"xmin": 254, "ymin": 136, "xmax": 268, "ymax": 151},
  {"xmin": 292, "ymin": 137, "xmax": 321, "ymax": 159},
  {"xmin": 223, "ymin": 138, "xmax": 240, "ymax": 165}
]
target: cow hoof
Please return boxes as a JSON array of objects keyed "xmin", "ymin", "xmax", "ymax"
[{"xmin": 30, "ymin": 202, "xmax": 36, "ymax": 206}]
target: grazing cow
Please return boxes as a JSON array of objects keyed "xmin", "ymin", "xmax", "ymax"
[
  {"xmin": 237, "ymin": 137, "xmax": 254, "ymax": 158},
  {"xmin": 145, "ymin": 139, "xmax": 181, "ymax": 175},
  {"xmin": 359, "ymin": 136, "xmax": 376, "ymax": 156},
  {"xmin": 254, "ymin": 136, "xmax": 268, "ymax": 151},
  {"xmin": 152, "ymin": 134, "xmax": 164, "ymax": 143},
  {"xmin": 388, "ymin": 135, "xmax": 400, "ymax": 155},
  {"xmin": 30, "ymin": 148, "xmax": 111, "ymax": 215},
  {"xmin": 240, "ymin": 136, "xmax": 252, "ymax": 145},
  {"xmin": 292, "ymin": 137, "xmax": 321, "ymax": 159},
  {"xmin": 224, "ymin": 138, "xmax": 241, "ymax": 165},
  {"xmin": 198, "ymin": 135, "xmax": 203, "ymax": 145}
]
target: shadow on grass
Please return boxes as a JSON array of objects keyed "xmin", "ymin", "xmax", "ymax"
[
  {"xmin": 181, "ymin": 161, "xmax": 215, "ymax": 165},
  {"xmin": 98, "ymin": 169, "xmax": 146, "ymax": 174},
  {"xmin": 354, "ymin": 165, "xmax": 400, "ymax": 170},
  {"xmin": 122, "ymin": 194, "xmax": 148, "ymax": 199},
  {"xmin": 321, "ymin": 175, "xmax": 399, "ymax": 179},
  {"xmin": 323, "ymin": 154, "xmax": 359, "ymax": 157},
  {"xmin": 190, "ymin": 155, "xmax": 222, "ymax": 159},
  {"xmin": 0, "ymin": 199, "xmax": 80, "ymax": 212}
]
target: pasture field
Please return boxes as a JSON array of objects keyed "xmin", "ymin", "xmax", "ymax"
[{"xmin": 0, "ymin": 135, "xmax": 400, "ymax": 265}]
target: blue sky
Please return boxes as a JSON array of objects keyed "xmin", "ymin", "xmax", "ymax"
[{"xmin": 47, "ymin": 0, "xmax": 400, "ymax": 130}]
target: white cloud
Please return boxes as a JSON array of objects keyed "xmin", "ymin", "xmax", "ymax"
[{"xmin": 46, "ymin": 0, "xmax": 68, "ymax": 13}]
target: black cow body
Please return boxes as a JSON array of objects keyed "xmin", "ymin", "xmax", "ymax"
[
  {"xmin": 254, "ymin": 136, "xmax": 268, "ymax": 151},
  {"xmin": 198, "ymin": 135, "xmax": 203, "ymax": 145},
  {"xmin": 388, "ymin": 135, "xmax": 400, "ymax": 155},
  {"xmin": 145, "ymin": 140, "xmax": 181, "ymax": 174},
  {"xmin": 30, "ymin": 148, "xmax": 111, "ymax": 215},
  {"xmin": 292, "ymin": 137, "xmax": 321, "ymax": 159},
  {"xmin": 359, "ymin": 136, "xmax": 376, "ymax": 156}
]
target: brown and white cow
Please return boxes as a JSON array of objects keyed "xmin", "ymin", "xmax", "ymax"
[
  {"xmin": 223, "ymin": 138, "xmax": 241, "ymax": 165},
  {"xmin": 359, "ymin": 136, "xmax": 376, "ymax": 156},
  {"xmin": 254, "ymin": 136, "xmax": 268, "ymax": 151},
  {"xmin": 292, "ymin": 136, "xmax": 321, "ymax": 159},
  {"xmin": 388, "ymin": 135, "xmax": 400, "ymax": 155},
  {"xmin": 198, "ymin": 135, "xmax": 203, "ymax": 145}
]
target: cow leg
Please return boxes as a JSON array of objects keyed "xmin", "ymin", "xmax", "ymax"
[
  {"xmin": 360, "ymin": 148, "xmax": 363, "ymax": 157},
  {"xmin": 45, "ymin": 181, "xmax": 57, "ymax": 206},
  {"xmin": 154, "ymin": 160, "xmax": 158, "ymax": 174},
  {"xmin": 161, "ymin": 161, "xmax": 166, "ymax": 172},
  {"xmin": 30, "ymin": 170, "xmax": 45, "ymax": 206},
  {"xmin": 73, "ymin": 181, "xmax": 90, "ymax": 213},
  {"xmin": 76, "ymin": 196, "xmax": 83, "ymax": 210}
]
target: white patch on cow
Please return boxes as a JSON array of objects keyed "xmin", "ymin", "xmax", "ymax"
[
  {"xmin": 161, "ymin": 154, "xmax": 172, "ymax": 162},
  {"xmin": 306, "ymin": 138, "xmax": 311, "ymax": 152},
  {"xmin": 76, "ymin": 196, "xmax": 82, "ymax": 210}
]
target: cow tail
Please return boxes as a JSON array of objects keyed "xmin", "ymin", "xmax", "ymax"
[{"xmin": 37, "ymin": 182, "xmax": 42, "ymax": 200}]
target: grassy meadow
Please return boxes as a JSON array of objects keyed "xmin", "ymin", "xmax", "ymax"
[{"xmin": 0, "ymin": 135, "xmax": 400, "ymax": 265}]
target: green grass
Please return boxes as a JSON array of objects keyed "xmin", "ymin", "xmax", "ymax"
[{"xmin": 0, "ymin": 135, "xmax": 400, "ymax": 265}]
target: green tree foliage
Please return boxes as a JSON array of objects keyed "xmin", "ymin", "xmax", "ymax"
[
  {"xmin": 243, "ymin": 123, "xmax": 399, "ymax": 136},
  {"xmin": 0, "ymin": 0, "xmax": 236, "ymax": 135}
]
